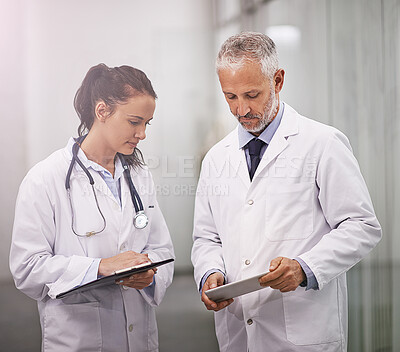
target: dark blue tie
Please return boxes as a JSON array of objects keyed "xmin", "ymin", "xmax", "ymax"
[{"xmin": 247, "ymin": 138, "xmax": 265, "ymax": 181}]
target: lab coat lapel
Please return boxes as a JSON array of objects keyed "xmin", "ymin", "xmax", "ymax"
[
  {"xmin": 253, "ymin": 105, "xmax": 299, "ymax": 180},
  {"xmin": 225, "ymin": 128, "xmax": 251, "ymax": 188}
]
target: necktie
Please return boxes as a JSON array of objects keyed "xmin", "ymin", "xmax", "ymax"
[{"xmin": 247, "ymin": 138, "xmax": 265, "ymax": 181}]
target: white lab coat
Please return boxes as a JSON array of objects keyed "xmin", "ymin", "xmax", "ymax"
[
  {"xmin": 191, "ymin": 104, "xmax": 381, "ymax": 352},
  {"xmin": 10, "ymin": 139, "xmax": 174, "ymax": 352}
]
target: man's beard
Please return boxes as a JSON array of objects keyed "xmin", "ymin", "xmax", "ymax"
[{"xmin": 237, "ymin": 89, "xmax": 279, "ymax": 134}]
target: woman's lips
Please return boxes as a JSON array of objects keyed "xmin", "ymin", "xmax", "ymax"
[{"xmin": 127, "ymin": 142, "xmax": 137, "ymax": 148}]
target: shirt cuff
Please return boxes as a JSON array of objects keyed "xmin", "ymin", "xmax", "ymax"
[
  {"xmin": 294, "ymin": 257, "xmax": 319, "ymax": 291},
  {"xmin": 199, "ymin": 269, "xmax": 226, "ymax": 293}
]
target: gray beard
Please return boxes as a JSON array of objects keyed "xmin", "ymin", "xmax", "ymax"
[{"xmin": 240, "ymin": 92, "xmax": 279, "ymax": 134}]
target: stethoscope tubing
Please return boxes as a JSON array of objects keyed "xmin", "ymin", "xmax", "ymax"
[
  {"xmin": 65, "ymin": 136, "xmax": 147, "ymax": 236},
  {"xmin": 120, "ymin": 156, "xmax": 144, "ymax": 213}
]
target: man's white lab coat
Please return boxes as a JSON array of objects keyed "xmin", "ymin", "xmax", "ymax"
[
  {"xmin": 10, "ymin": 140, "xmax": 174, "ymax": 352},
  {"xmin": 191, "ymin": 104, "xmax": 381, "ymax": 352}
]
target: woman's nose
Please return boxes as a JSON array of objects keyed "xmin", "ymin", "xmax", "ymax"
[{"xmin": 135, "ymin": 126, "xmax": 146, "ymax": 140}]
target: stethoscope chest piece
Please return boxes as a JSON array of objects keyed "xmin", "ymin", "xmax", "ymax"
[{"xmin": 134, "ymin": 210, "xmax": 148, "ymax": 229}]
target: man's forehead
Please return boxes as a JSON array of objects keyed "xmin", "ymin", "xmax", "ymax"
[{"xmin": 218, "ymin": 63, "xmax": 269, "ymax": 90}]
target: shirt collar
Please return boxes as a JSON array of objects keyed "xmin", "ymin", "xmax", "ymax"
[
  {"xmin": 66, "ymin": 137, "xmax": 124, "ymax": 180},
  {"xmin": 238, "ymin": 101, "xmax": 285, "ymax": 149}
]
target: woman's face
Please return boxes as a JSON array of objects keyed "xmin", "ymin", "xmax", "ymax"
[{"xmin": 97, "ymin": 94, "xmax": 156, "ymax": 156}]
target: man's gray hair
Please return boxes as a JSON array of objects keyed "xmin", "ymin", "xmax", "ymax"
[{"xmin": 216, "ymin": 32, "xmax": 279, "ymax": 79}]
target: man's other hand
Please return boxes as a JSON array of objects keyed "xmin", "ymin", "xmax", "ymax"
[
  {"xmin": 201, "ymin": 272, "xmax": 234, "ymax": 311},
  {"xmin": 259, "ymin": 257, "xmax": 306, "ymax": 293}
]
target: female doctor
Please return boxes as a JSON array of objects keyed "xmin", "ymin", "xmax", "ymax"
[{"xmin": 9, "ymin": 63, "xmax": 174, "ymax": 352}]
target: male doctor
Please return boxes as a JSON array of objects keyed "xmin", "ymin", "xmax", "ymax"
[{"xmin": 191, "ymin": 32, "xmax": 382, "ymax": 352}]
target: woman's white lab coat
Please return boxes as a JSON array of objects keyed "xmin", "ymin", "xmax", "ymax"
[
  {"xmin": 10, "ymin": 139, "xmax": 174, "ymax": 352},
  {"xmin": 191, "ymin": 104, "xmax": 381, "ymax": 352}
]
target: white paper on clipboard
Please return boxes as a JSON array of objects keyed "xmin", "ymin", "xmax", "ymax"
[{"xmin": 204, "ymin": 272, "xmax": 269, "ymax": 303}]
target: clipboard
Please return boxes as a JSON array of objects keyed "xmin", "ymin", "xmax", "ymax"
[
  {"xmin": 204, "ymin": 272, "xmax": 268, "ymax": 303},
  {"xmin": 56, "ymin": 258, "xmax": 174, "ymax": 299}
]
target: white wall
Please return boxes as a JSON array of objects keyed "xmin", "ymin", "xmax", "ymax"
[
  {"xmin": 0, "ymin": 0, "xmax": 27, "ymax": 281},
  {"xmin": 0, "ymin": 0, "xmax": 215, "ymax": 280}
]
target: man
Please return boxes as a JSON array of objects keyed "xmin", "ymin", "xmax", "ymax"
[{"xmin": 191, "ymin": 32, "xmax": 381, "ymax": 352}]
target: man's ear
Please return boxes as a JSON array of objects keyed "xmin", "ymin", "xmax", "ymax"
[
  {"xmin": 94, "ymin": 101, "xmax": 110, "ymax": 122},
  {"xmin": 274, "ymin": 69, "xmax": 285, "ymax": 94}
]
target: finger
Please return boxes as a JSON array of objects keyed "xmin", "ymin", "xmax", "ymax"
[
  {"xmin": 131, "ymin": 269, "xmax": 155, "ymax": 279},
  {"xmin": 201, "ymin": 290, "xmax": 218, "ymax": 309},
  {"xmin": 202, "ymin": 293, "xmax": 233, "ymax": 311},
  {"xmin": 269, "ymin": 257, "xmax": 283, "ymax": 272},
  {"xmin": 207, "ymin": 276, "xmax": 220, "ymax": 290},
  {"xmin": 268, "ymin": 278, "xmax": 287, "ymax": 290},
  {"xmin": 128, "ymin": 274, "xmax": 153, "ymax": 285},
  {"xmin": 212, "ymin": 298, "xmax": 234, "ymax": 311},
  {"xmin": 259, "ymin": 268, "xmax": 284, "ymax": 285}
]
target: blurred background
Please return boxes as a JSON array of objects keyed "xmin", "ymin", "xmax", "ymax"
[{"xmin": 0, "ymin": 0, "xmax": 399, "ymax": 351}]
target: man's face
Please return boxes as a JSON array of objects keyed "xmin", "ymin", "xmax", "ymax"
[{"xmin": 218, "ymin": 61, "xmax": 283, "ymax": 135}]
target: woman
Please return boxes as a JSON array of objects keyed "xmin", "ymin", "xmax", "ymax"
[{"xmin": 9, "ymin": 63, "xmax": 174, "ymax": 352}]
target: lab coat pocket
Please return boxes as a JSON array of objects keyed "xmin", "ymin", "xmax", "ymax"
[
  {"xmin": 266, "ymin": 182, "xmax": 314, "ymax": 241},
  {"xmin": 43, "ymin": 301, "xmax": 101, "ymax": 351},
  {"xmin": 282, "ymin": 284, "xmax": 341, "ymax": 345}
]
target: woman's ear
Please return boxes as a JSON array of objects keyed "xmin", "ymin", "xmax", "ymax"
[{"xmin": 94, "ymin": 101, "xmax": 110, "ymax": 122}]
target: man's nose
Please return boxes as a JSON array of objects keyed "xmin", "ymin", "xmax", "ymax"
[{"xmin": 236, "ymin": 99, "xmax": 250, "ymax": 117}]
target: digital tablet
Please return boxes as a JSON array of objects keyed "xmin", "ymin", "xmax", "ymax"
[
  {"xmin": 205, "ymin": 272, "xmax": 269, "ymax": 303},
  {"xmin": 56, "ymin": 258, "xmax": 174, "ymax": 299}
]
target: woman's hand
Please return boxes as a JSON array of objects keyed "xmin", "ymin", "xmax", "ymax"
[
  {"xmin": 98, "ymin": 251, "xmax": 155, "ymax": 289},
  {"xmin": 117, "ymin": 269, "xmax": 156, "ymax": 289}
]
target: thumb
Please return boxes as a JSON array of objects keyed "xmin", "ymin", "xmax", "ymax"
[
  {"xmin": 208, "ymin": 273, "xmax": 222, "ymax": 289},
  {"xmin": 209, "ymin": 278, "xmax": 218, "ymax": 289},
  {"xmin": 269, "ymin": 257, "xmax": 283, "ymax": 271}
]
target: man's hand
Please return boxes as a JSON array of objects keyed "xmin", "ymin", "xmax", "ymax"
[
  {"xmin": 201, "ymin": 272, "xmax": 233, "ymax": 312},
  {"xmin": 259, "ymin": 257, "xmax": 306, "ymax": 293}
]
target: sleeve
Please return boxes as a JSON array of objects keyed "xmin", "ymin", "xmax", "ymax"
[
  {"xmin": 294, "ymin": 257, "xmax": 319, "ymax": 290},
  {"xmin": 191, "ymin": 156, "xmax": 226, "ymax": 289},
  {"xmin": 298, "ymin": 130, "xmax": 382, "ymax": 290},
  {"xmin": 139, "ymin": 170, "xmax": 175, "ymax": 307},
  {"xmin": 9, "ymin": 170, "xmax": 97, "ymax": 301},
  {"xmin": 199, "ymin": 269, "xmax": 226, "ymax": 293}
]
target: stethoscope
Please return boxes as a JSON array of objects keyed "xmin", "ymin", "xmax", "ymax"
[{"xmin": 65, "ymin": 136, "xmax": 148, "ymax": 237}]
